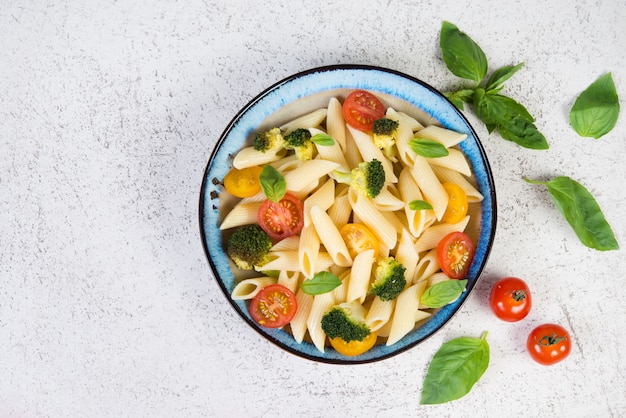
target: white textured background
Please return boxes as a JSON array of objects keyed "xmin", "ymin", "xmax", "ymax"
[{"xmin": 1, "ymin": 1, "xmax": 625, "ymax": 417}]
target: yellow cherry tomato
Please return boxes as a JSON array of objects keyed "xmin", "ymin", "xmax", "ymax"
[
  {"xmin": 329, "ymin": 333, "xmax": 377, "ymax": 356},
  {"xmin": 339, "ymin": 223, "xmax": 379, "ymax": 260},
  {"xmin": 441, "ymin": 182, "xmax": 468, "ymax": 224},
  {"xmin": 223, "ymin": 166, "xmax": 263, "ymax": 198}
]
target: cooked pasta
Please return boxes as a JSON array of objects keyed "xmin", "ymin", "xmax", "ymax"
[{"xmin": 219, "ymin": 90, "xmax": 481, "ymax": 355}]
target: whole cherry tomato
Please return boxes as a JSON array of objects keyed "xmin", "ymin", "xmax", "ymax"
[
  {"xmin": 489, "ymin": 277, "xmax": 532, "ymax": 322},
  {"xmin": 527, "ymin": 323, "xmax": 571, "ymax": 365}
]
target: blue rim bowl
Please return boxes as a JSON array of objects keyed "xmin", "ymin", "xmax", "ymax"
[{"xmin": 199, "ymin": 64, "xmax": 497, "ymax": 364}]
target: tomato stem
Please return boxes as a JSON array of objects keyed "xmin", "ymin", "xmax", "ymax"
[{"xmin": 537, "ymin": 332, "xmax": 567, "ymax": 346}]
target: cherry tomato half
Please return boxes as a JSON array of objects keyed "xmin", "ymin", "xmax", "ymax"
[
  {"xmin": 223, "ymin": 166, "xmax": 263, "ymax": 198},
  {"xmin": 489, "ymin": 277, "xmax": 532, "ymax": 322},
  {"xmin": 527, "ymin": 323, "xmax": 571, "ymax": 366},
  {"xmin": 441, "ymin": 182, "xmax": 469, "ymax": 224},
  {"xmin": 249, "ymin": 284, "xmax": 297, "ymax": 328},
  {"xmin": 258, "ymin": 192, "xmax": 304, "ymax": 241},
  {"xmin": 339, "ymin": 223, "xmax": 379, "ymax": 260},
  {"xmin": 342, "ymin": 90, "xmax": 386, "ymax": 132},
  {"xmin": 329, "ymin": 333, "xmax": 377, "ymax": 356},
  {"xmin": 437, "ymin": 231, "xmax": 475, "ymax": 279}
]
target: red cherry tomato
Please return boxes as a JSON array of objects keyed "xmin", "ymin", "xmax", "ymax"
[
  {"xmin": 489, "ymin": 277, "xmax": 532, "ymax": 322},
  {"xmin": 249, "ymin": 284, "xmax": 297, "ymax": 328},
  {"xmin": 436, "ymin": 231, "xmax": 475, "ymax": 279},
  {"xmin": 527, "ymin": 324, "xmax": 571, "ymax": 365},
  {"xmin": 342, "ymin": 90, "xmax": 386, "ymax": 132},
  {"xmin": 258, "ymin": 193, "xmax": 304, "ymax": 241}
]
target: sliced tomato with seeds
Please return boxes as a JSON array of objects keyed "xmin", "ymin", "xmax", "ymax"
[
  {"xmin": 249, "ymin": 284, "xmax": 297, "ymax": 328},
  {"xmin": 258, "ymin": 192, "xmax": 304, "ymax": 241},
  {"xmin": 441, "ymin": 182, "xmax": 469, "ymax": 224},
  {"xmin": 339, "ymin": 223, "xmax": 379, "ymax": 260},
  {"xmin": 436, "ymin": 231, "xmax": 475, "ymax": 279},
  {"xmin": 342, "ymin": 90, "xmax": 386, "ymax": 132}
]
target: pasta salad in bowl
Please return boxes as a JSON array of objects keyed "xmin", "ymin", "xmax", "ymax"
[{"xmin": 199, "ymin": 65, "xmax": 496, "ymax": 364}]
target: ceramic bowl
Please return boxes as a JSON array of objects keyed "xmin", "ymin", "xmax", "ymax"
[{"xmin": 199, "ymin": 64, "xmax": 496, "ymax": 364}]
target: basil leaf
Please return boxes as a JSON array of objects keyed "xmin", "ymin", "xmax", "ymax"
[
  {"xmin": 409, "ymin": 138, "xmax": 449, "ymax": 158},
  {"xmin": 421, "ymin": 332, "xmax": 490, "ymax": 405},
  {"xmin": 409, "ymin": 200, "xmax": 433, "ymax": 211},
  {"xmin": 570, "ymin": 72, "xmax": 620, "ymax": 139},
  {"xmin": 498, "ymin": 115, "xmax": 549, "ymax": 150},
  {"xmin": 440, "ymin": 21, "xmax": 488, "ymax": 83},
  {"xmin": 420, "ymin": 279, "xmax": 467, "ymax": 308},
  {"xmin": 311, "ymin": 133, "xmax": 335, "ymax": 146},
  {"xmin": 485, "ymin": 63, "xmax": 524, "ymax": 93},
  {"xmin": 473, "ymin": 91, "xmax": 548, "ymax": 150},
  {"xmin": 259, "ymin": 165, "xmax": 286, "ymax": 202},
  {"xmin": 300, "ymin": 272, "xmax": 342, "ymax": 295},
  {"xmin": 525, "ymin": 176, "xmax": 618, "ymax": 251},
  {"xmin": 474, "ymin": 90, "xmax": 534, "ymax": 124},
  {"xmin": 444, "ymin": 89, "xmax": 475, "ymax": 111}
]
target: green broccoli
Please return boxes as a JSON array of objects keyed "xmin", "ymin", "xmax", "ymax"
[
  {"xmin": 333, "ymin": 159, "xmax": 385, "ymax": 198},
  {"xmin": 253, "ymin": 127, "xmax": 285, "ymax": 153},
  {"xmin": 226, "ymin": 224, "xmax": 273, "ymax": 270},
  {"xmin": 284, "ymin": 128, "xmax": 315, "ymax": 161},
  {"xmin": 373, "ymin": 118, "xmax": 399, "ymax": 159},
  {"xmin": 370, "ymin": 256, "xmax": 407, "ymax": 301},
  {"xmin": 321, "ymin": 301, "xmax": 371, "ymax": 342}
]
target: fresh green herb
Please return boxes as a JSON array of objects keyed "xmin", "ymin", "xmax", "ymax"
[
  {"xmin": 440, "ymin": 21, "xmax": 549, "ymax": 150},
  {"xmin": 524, "ymin": 176, "xmax": 619, "ymax": 251},
  {"xmin": 259, "ymin": 165, "xmax": 286, "ymax": 202},
  {"xmin": 409, "ymin": 138, "xmax": 449, "ymax": 158},
  {"xmin": 570, "ymin": 73, "xmax": 620, "ymax": 139},
  {"xmin": 440, "ymin": 21, "xmax": 487, "ymax": 83},
  {"xmin": 311, "ymin": 133, "xmax": 335, "ymax": 146},
  {"xmin": 300, "ymin": 272, "xmax": 342, "ymax": 295},
  {"xmin": 409, "ymin": 200, "xmax": 434, "ymax": 211},
  {"xmin": 420, "ymin": 279, "xmax": 467, "ymax": 308},
  {"xmin": 420, "ymin": 331, "xmax": 490, "ymax": 405}
]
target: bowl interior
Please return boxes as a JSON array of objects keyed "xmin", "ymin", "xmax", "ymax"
[{"xmin": 199, "ymin": 65, "xmax": 496, "ymax": 364}]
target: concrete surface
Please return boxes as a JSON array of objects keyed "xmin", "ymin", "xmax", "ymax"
[{"xmin": 1, "ymin": 0, "xmax": 625, "ymax": 416}]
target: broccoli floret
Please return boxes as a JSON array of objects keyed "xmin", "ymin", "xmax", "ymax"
[
  {"xmin": 370, "ymin": 256, "xmax": 407, "ymax": 301},
  {"xmin": 253, "ymin": 127, "xmax": 285, "ymax": 153},
  {"xmin": 284, "ymin": 128, "xmax": 315, "ymax": 161},
  {"xmin": 226, "ymin": 224, "xmax": 272, "ymax": 270},
  {"xmin": 373, "ymin": 118, "xmax": 399, "ymax": 159},
  {"xmin": 321, "ymin": 301, "xmax": 371, "ymax": 343},
  {"xmin": 333, "ymin": 159, "xmax": 385, "ymax": 198}
]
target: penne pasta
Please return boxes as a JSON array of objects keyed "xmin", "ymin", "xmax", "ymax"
[
  {"xmin": 426, "ymin": 148, "xmax": 472, "ymax": 177},
  {"xmin": 291, "ymin": 289, "xmax": 314, "ymax": 343},
  {"xmin": 413, "ymin": 216, "xmax": 470, "ymax": 254},
  {"xmin": 348, "ymin": 188, "xmax": 397, "ymax": 250},
  {"xmin": 411, "ymin": 155, "xmax": 448, "ymax": 221},
  {"xmin": 310, "ymin": 205, "xmax": 353, "ymax": 267},
  {"xmin": 231, "ymin": 277, "xmax": 278, "ymax": 300},
  {"xmin": 298, "ymin": 224, "xmax": 321, "ymax": 279},
  {"xmin": 303, "ymin": 177, "xmax": 336, "ymax": 227},
  {"xmin": 431, "ymin": 164, "xmax": 484, "ymax": 202},
  {"xmin": 326, "ymin": 97, "xmax": 347, "ymax": 151},
  {"xmin": 386, "ymin": 281, "xmax": 430, "ymax": 346},
  {"xmin": 280, "ymin": 108, "xmax": 328, "ymax": 134},
  {"xmin": 414, "ymin": 125, "xmax": 467, "ymax": 148},
  {"xmin": 232, "ymin": 146, "xmax": 285, "ymax": 169},
  {"xmin": 345, "ymin": 249, "xmax": 375, "ymax": 304},
  {"xmin": 307, "ymin": 292, "xmax": 335, "ymax": 352},
  {"xmin": 219, "ymin": 201, "xmax": 262, "ymax": 230},
  {"xmin": 365, "ymin": 297, "xmax": 395, "ymax": 332}
]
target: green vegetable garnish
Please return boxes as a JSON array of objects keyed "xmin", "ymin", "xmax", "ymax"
[
  {"xmin": 439, "ymin": 21, "xmax": 549, "ymax": 150},
  {"xmin": 420, "ymin": 279, "xmax": 467, "ymax": 308},
  {"xmin": 300, "ymin": 272, "xmax": 342, "ymax": 295},
  {"xmin": 409, "ymin": 200, "xmax": 433, "ymax": 211},
  {"xmin": 409, "ymin": 138, "xmax": 449, "ymax": 158},
  {"xmin": 421, "ymin": 331, "xmax": 490, "ymax": 405},
  {"xmin": 524, "ymin": 176, "xmax": 618, "ymax": 251},
  {"xmin": 570, "ymin": 72, "xmax": 620, "ymax": 139},
  {"xmin": 259, "ymin": 165, "xmax": 286, "ymax": 202}
]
